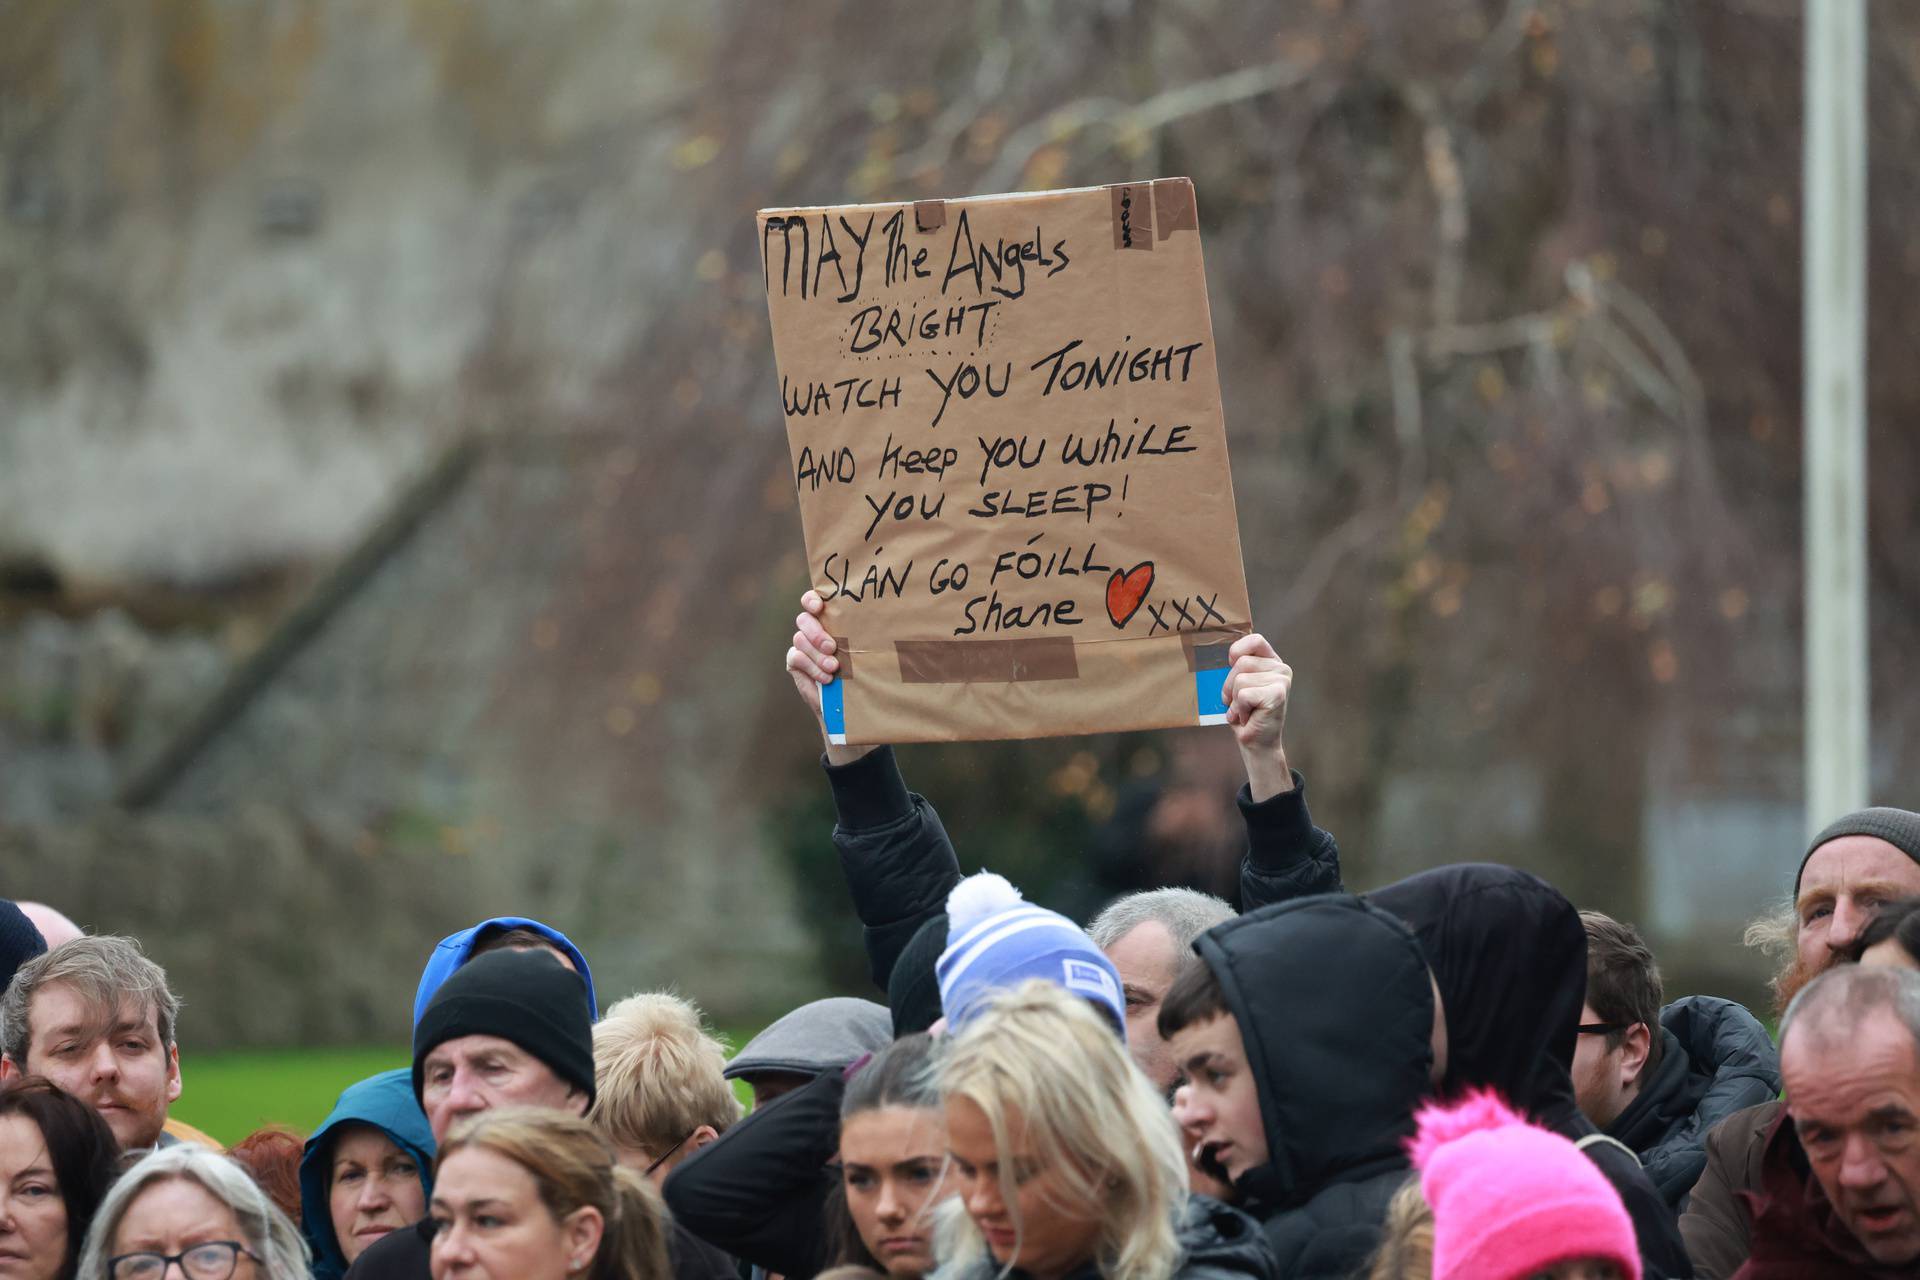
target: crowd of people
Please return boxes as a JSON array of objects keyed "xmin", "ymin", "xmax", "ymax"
[{"xmin": 1, "ymin": 594, "xmax": 1918, "ymax": 1280}]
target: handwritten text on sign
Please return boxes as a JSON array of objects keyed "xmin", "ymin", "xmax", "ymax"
[{"xmin": 759, "ymin": 181, "xmax": 1251, "ymax": 743}]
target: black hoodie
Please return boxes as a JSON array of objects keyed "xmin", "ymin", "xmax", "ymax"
[
  {"xmin": 1192, "ymin": 895, "xmax": 1433, "ymax": 1278},
  {"xmin": 1367, "ymin": 864, "xmax": 1692, "ymax": 1280}
]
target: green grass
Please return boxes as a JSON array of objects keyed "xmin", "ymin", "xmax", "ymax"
[
  {"xmin": 171, "ymin": 1033, "xmax": 763, "ymax": 1147},
  {"xmin": 171, "ymin": 1047, "xmax": 409, "ymax": 1147}
]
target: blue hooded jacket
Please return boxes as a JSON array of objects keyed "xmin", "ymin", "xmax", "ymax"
[
  {"xmin": 410, "ymin": 916, "xmax": 597, "ymax": 1027},
  {"xmin": 299, "ymin": 1069, "xmax": 435, "ymax": 1280}
]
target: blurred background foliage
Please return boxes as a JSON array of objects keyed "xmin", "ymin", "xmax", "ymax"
[{"xmin": 4, "ymin": 0, "xmax": 1920, "ymax": 1045}]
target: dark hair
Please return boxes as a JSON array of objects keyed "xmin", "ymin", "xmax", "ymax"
[
  {"xmin": 1580, "ymin": 911, "xmax": 1665, "ymax": 1067},
  {"xmin": 0, "ymin": 1076, "xmax": 121, "ymax": 1280},
  {"xmin": 842, "ymin": 1033, "xmax": 940, "ymax": 1120},
  {"xmin": 1155, "ymin": 956, "xmax": 1229, "ymax": 1042},
  {"xmin": 1850, "ymin": 896, "xmax": 1920, "ymax": 965},
  {"xmin": 227, "ymin": 1125, "xmax": 305, "ymax": 1227},
  {"xmin": 830, "ymin": 1034, "xmax": 942, "ymax": 1272}
]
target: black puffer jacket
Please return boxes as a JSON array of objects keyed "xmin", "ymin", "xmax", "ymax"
[
  {"xmin": 1171, "ymin": 1196, "xmax": 1281, "ymax": 1280},
  {"xmin": 1234, "ymin": 775, "xmax": 1345, "ymax": 910},
  {"xmin": 823, "ymin": 747, "xmax": 963, "ymax": 989},
  {"xmin": 1608, "ymin": 995, "xmax": 1782, "ymax": 1209},
  {"xmin": 1194, "ymin": 895, "xmax": 1432, "ymax": 1278},
  {"xmin": 1366, "ymin": 865, "xmax": 1693, "ymax": 1280},
  {"xmin": 938, "ymin": 1195, "xmax": 1276, "ymax": 1280}
]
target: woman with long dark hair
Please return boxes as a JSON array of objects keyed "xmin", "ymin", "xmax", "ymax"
[
  {"xmin": 0, "ymin": 1077, "xmax": 119, "ymax": 1280},
  {"xmin": 829, "ymin": 1035, "xmax": 950, "ymax": 1279}
]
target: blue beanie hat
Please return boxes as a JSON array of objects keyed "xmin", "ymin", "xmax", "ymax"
[
  {"xmin": 936, "ymin": 873, "xmax": 1126, "ymax": 1039},
  {"xmin": 0, "ymin": 901, "xmax": 47, "ymax": 998}
]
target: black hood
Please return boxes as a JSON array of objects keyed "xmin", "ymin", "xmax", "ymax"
[
  {"xmin": 1194, "ymin": 894, "xmax": 1433, "ymax": 1211},
  {"xmin": 1368, "ymin": 864, "xmax": 1586, "ymax": 1130}
]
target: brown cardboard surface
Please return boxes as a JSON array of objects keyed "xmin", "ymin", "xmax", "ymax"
[{"xmin": 757, "ymin": 179, "xmax": 1251, "ymax": 743}]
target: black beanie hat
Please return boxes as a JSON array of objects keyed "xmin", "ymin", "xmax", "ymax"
[
  {"xmin": 1795, "ymin": 807, "xmax": 1920, "ymax": 896},
  {"xmin": 0, "ymin": 901, "xmax": 47, "ymax": 997},
  {"xmin": 412, "ymin": 948, "xmax": 597, "ymax": 1107},
  {"xmin": 888, "ymin": 913, "xmax": 947, "ymax": 1036}
]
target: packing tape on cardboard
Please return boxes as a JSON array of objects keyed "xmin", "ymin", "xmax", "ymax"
[
  {"xmin": 1109, "ymin": 183, "xmax": 1154, "ymax": 251},
  {"xmin": 1154, "ymin": 178, "xmax": 1198, "ymax": 239},
  {"xmin": 895, "ymin": 637, "xmax": 1080, "ymax": 684},
  {"xmin": 1184, "ymin": 626, "xmax": 1247, "ymax": 726}
]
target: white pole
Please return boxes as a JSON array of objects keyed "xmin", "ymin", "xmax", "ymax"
[{"xmin": 1803, "ymin": 0, "xmax": 1870, "ymax": 834}]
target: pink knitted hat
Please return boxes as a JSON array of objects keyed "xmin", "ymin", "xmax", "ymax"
[{"xmin": 1410, "ymin": 1090, "xmax": 1641, "ymax": 1280}]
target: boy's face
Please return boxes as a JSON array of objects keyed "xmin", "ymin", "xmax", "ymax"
[{"xmin": 1168, "ymin": 1012, "xmax": 1268, "ymax": 1181}]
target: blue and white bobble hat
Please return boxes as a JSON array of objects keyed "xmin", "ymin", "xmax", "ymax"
[{"xmin": 935, "ymin": 872, "xmax": 1127, "ymax": 1041}]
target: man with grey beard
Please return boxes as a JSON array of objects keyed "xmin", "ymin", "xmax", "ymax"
[{"xmin": 1682, "ymin": 808, "xmax": 1920, "ymax": 1277}]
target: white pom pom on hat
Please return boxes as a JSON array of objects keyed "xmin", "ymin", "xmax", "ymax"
[{"xmin": 945, "ymin": 871, "xmax": 1026, "ymax": 939}]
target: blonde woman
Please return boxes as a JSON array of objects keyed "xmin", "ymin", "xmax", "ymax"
[
  {"xmin": 427, "ymin": 1108, "xmax": 670, "ymax": 1280},
  {"xmin": 934, "ymin": 981, "xmax": 1274, "ymax": 1280}
]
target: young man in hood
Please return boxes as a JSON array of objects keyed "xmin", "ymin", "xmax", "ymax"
[
  {"xmin": 1157, "ymin": 895, "xmax": 1437, "ymax": 1278},
  {"xmin": 1212, "ymin": 635, "xmax": 1716, "ymax": 1278}
]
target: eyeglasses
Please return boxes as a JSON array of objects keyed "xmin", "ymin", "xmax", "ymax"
[
  {"xmin": 109, "ymin": 1241, "xmax": 260, "ymax": 1280},
  {"xmin": 1576, "ymin": 1021, "xmax": 1631, "ymax": 1036},
  {"xmin": 646, "ymin": 1128, "xmax": 696, "ymax": 1177}
]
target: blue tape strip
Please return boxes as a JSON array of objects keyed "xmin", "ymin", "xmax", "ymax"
[
  {"xmin": 821, "ymin": 678, "xmax": 847, "ymax": 741},
  {"xmin": 1193, "ymin": 667, "xmax": 1229, "ymax": 725}
]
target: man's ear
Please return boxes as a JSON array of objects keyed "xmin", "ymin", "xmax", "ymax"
[
  {"xmin": 165, "ymin": 1043, "xmax": 183, "ymax": 1104},
  {"xmin": 1619, "ymin": 1022, "xmax": 1653, "ymax": 1088},
  {"xmin": 689, "ymin": 1124, "xmax": 719, "ymax": 1152},
  {"xmin": 568, "ymin": 1087, "xmax": 590, "ymax": 1119},
  {"xmin": 0, "ymin": 1055, "xmax": 19, "ymax": 1082}
]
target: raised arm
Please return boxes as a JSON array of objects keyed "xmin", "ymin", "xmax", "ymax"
[
  {"xmin": 787, "ymin": 592, "xmax": 963, "ymax": 989},
  {"xmin": 1222, "ymin": 633, "xmax": 1345, "ymax": 908}
]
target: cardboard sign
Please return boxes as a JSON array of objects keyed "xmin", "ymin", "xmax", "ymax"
[{"xmin": 757, "ymin": 179, "xmax": 1251, "ymax": 744}]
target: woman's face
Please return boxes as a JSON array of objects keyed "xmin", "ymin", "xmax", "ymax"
[
  {"xmin": 944, "ymin": 1095, "xmax": 1103, "ymax": 1280},
  {"xmin": 429, "ymin": 1147, "xmax": 600, "ymax": 1280},
  {"xmin": 110, "ymin": 1177, "xmax": 258, "ymax": 1280},
  {"xmin": 840, "ymin": 1106, "xmax": 950, "ymax": 1279},
  {"xmin": 0, "ymin": 1115, "xmax": 67, "ymax": 1280},
  {"xmin": 329, "ymin": 1125, "xmax": 427, "ymax": 1263}
]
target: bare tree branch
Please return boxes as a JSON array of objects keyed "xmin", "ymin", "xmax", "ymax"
[
  {"xmin": 900, "ymin": 34, "xmax": 1014, "ymax": 177},
  {"xmin": 981, "ymin": 58, "xmax": 1312, "ymax": 190}
]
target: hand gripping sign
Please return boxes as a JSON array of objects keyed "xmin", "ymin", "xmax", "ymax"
[{"xmin": 758, "ymin": 179, "xmax": 1251, "ymax": 744}]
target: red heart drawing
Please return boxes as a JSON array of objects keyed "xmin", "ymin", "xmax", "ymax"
[{"xmin": 1106, "ymin": 562, "xmax": 1155, "ymax": 628}]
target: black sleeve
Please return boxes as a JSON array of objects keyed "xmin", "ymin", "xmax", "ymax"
[
  {"xmin": 341, "ymin": 1218, "xmax": 432, "ymax": 1278},
  {"xmin": 1585, "ymin": 1140, "xmax": 1693, "ymax": 1280},
  {"xmin": 1236, "ymin": 771, "xmax": 1345, "ymax": 911},
  {"xmin": 662, "ymin": 1070, "xmax": 847, "ymax": 1280},
  {"xmin": 668, "ymin": 1220, "xmax": 744, "ymax": 1280},
  {"xmin": 825, "ymin": 746, "xmax": 964, "ymax": 989}
]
